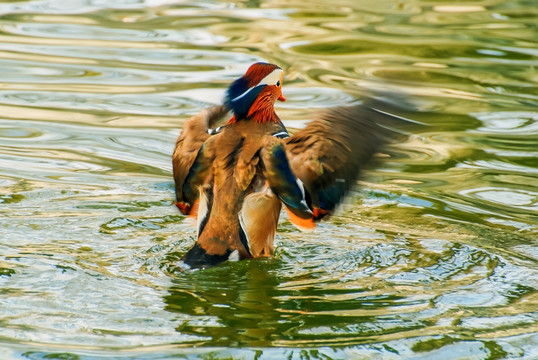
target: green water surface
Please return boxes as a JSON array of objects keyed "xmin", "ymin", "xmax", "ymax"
[{"xmin": 0, "ymin": 0, "xmax": 536, "ymax": 359}]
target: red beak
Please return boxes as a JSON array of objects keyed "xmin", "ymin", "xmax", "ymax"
[{"xmin": 278, "ymin": 93, "xmax": 286, "ymax": 102}]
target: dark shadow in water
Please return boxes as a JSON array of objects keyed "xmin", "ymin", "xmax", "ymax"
[
  {"xmin": 164, "ymin": 258, "xmax": 285, "ymax": 347},
  {"xmin": 162, "ymin": 247, "xmax": 422, "ymax": 348}
]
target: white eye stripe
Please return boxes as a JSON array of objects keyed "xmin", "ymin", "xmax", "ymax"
[
  {"xmin": 258, "ymin": 69, "xmax": 283, "ymax": 87},
  {"xmin": 231, "ymin": 85, "xmax": 260, "ymax": 102},
  {"xmin": 231, "ymin": 69, "xmax": 283, "ymax": 102}
]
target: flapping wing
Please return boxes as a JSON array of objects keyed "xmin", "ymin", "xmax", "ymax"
[
  {"xmin": 262, "ymin": 140, "xmax": 313, "ymax": 217},
  {"xmin": 261, "ymin": 139, "xmax": 314, "ymax": 231},
  {"xmin": 172, "ymin": 105, "xmax": 228, "ymax": 214},
  {"xmin": 285, "ymin": 103, "xmax": 392, "ymax": 219}
]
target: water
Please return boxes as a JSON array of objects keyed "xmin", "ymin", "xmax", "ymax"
[{"xmin": 0, "ymin": 0, "xmax": 536, "ymax": 359}]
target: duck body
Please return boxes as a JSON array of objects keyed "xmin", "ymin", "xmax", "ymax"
[
  {"xmin": 184, "ymin": 118, "xmax": 310, "ymax": 267},
  {"xmin": 173, "ymin": 62, "xmax": 391, "ymax": 268}
]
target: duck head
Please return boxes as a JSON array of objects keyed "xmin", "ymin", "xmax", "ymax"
[{"xmin": 225, "ymin": 62, "xmax": 286, "ymax": 123}]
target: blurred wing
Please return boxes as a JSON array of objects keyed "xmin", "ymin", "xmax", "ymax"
[
  {"xmin": 285, "ymin": 103, "xmax": 392, "ymax": 219},
  {"xmin": 172, "ymin": 105, "xmax": 228, "ymax": 214}
]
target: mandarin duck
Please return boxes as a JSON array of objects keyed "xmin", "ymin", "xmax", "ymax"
[{"xmin": 173, "ymin": 62, "xmax": 391, "ymax": 268}]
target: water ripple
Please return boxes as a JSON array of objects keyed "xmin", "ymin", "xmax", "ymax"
[
  {"xmin": 472, "ymin": 111, "xmax": 538, "ymax": 134},
  {"xmin": 0, "ymin": 0, "xmax": 537, "ymax": 358},
  {"xmin": 1, "ymin": 21, "xmax": 227, "ymax": 45},
  {"xmin": 461, "ymin": 187, "xmax": 537, "ymax": 211}
]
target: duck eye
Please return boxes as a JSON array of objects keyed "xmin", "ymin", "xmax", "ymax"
[{"xmin": 276, "ymin": 80, "xmax": 280, "ymax": 87}]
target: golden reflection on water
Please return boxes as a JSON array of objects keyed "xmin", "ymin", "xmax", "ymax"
[{"xmin": 0, "ymin": 0, "xmax": 537, "ymax": 358}]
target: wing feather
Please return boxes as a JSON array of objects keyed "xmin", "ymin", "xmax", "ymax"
[
  {"xmin": 285, "ymin": 102, "xmax": 392, "ymax": 218},
  {"xmin": 261, "ymin": 139, "xmax": 313, "ymax": 220},
  {"xmin": 172, "ymin": 105, "xmax": 228, "ymax": 214}
]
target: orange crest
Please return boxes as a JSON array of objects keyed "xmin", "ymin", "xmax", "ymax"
[{"xmin": 244, "ymin": 63, "xmax": 281, "ymax": 87}]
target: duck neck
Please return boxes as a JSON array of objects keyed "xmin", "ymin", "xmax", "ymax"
[
  {"xmin": 248, "ymin": 106, "xmax": 278, "ymax": 124},
  {"xmin": 227, "ymin": 105, "xmax": 278, "ymax": 125}
]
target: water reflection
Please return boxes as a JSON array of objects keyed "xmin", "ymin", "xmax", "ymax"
[
  {"xmin": 165, "ymin": 260, "xmax": 282, "ymax": 346},
  {"xmin": 162, "ymin": 228, "xmax": 538, "ymax": 354}
]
